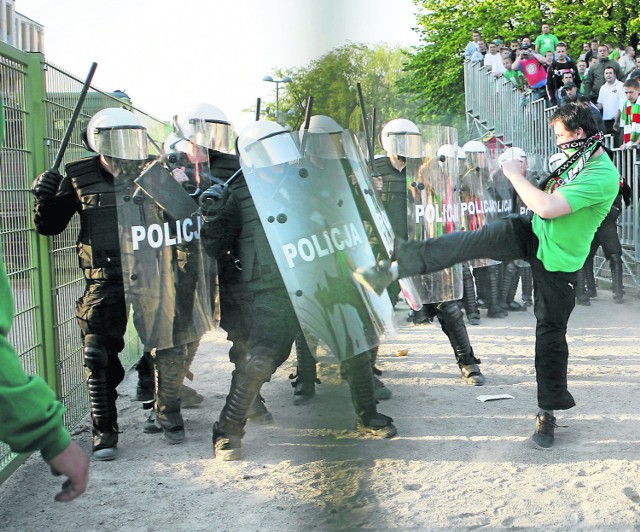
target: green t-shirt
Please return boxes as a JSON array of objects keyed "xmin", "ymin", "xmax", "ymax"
[
  {"xmin": 531, "ymin": 152, "xmax": 619, "ymax": 272},
  {"xmin": 534, "ymin": 33, "xmax": 560, "ymax": 56},
  {"xmin": 504, "ymin": 69, "xmax": 525, "ymax": 90},
  {"xmin": 0, "ymin": 238, "xmax": 70, "ymax": 461}
]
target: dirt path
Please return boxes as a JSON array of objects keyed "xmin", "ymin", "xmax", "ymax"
[{"xmin": 1, "ymin": 290, "xmax": 639, "ymax": 531}]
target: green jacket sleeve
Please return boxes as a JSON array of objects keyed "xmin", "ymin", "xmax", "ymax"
[{"xmin": 0, "ymin": 246, "xmax": 71, "ymax": 461}]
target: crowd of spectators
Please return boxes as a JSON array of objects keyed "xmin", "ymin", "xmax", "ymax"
[{"xmin": 465, "ymin": 24, "xmax": 640, "ymax": 147}]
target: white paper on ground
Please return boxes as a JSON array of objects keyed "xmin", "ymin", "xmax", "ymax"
[{"xmin": 476, "ymin": 394, "xmax": 515, "ymax": 402}]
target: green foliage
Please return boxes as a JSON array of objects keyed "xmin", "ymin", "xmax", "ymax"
[
  {"xmin": 264, "ymin": 43, "xmax": 420, "ymax": 137},
  {"xmin": 404, "ymin": 0, "xmax": 640, "ymax": 124}
]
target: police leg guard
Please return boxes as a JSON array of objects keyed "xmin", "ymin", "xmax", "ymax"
[
  {"xmin": 584, "ymin": 256, "xmax": 597, "ymax": 298},
  {"xmin": 290, "ymin": 335, "xmax": 319, "ymax": 405},
  {"xmin": 610, "ymin": 254, "xmax": 625, "ymax": 303},
  {"xmin": 462, "ymin": 265, "xmax": 480, "ymax": 325},
  {"xmin": 153, "ymin": 346, "xmax": 186, "ymax": 444},
  {"xmin": 504, "ymin": 262, "xmax": 525, "ymax": 311},
  {"xmin": 341, "ymin": 352, "xmax": 397, "ymax": 439},
  {"xmin": 134, "ymin": 351, "xmax": 155, "ymax": 402},
  {"xmin": 214, "ymin": 353, "xmax": 277, "ymax": 460},
  {"xmin": 181, "ymin": 339, "xmax": 204, "ymax": 408},
  {"xmin": 486, "ymin": 265, "xmax": 507, "ymax": 318},
  {"xmin": 370, "ymin": 345, "xmax": 391, "ymax": 401},
  {"xmin": 436, "ymin": 302, "xmax": 485, "ymax": 386},
  {"xmin": 575, "ymin": 268, "xmax": 591, "ymax": 306},
  {"xmin": 520, "ymin": 266, "xmax": 533, "ymax": 307},
  {"xmin": 84, "ymin": 334, "xmax": 118, "ymax": 460}
]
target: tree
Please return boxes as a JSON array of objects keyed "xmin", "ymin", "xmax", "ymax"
[
  {"xmin": 263, "ymin": 42, "xmax": 420, "ymax": 145},
  {"xmin": 403, "ymin": 0, "xmax": 640, "ymax": 125}
]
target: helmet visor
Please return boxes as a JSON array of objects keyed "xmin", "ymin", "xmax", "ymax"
[
  {"xmin": 302, "ymin": 131, "xmax": 347, "ymax": 159},
  {"xmin": 383, "ymin": 131, "xmax": 422, "ymax": 158},
  {"xmin": 190, "ymin": 118, "xmax": 231, "ymax": 152},
  {"xmin": 92, "ymin": 125, "xmax": 148, "ymax": 160},
  {"xmin": 243, "ymin": 130, "xmax": 301, "ymax": 168}
]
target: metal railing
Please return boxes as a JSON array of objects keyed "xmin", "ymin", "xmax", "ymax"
[
  {"xmin": 464, "ymin": 60, "xmax": 639, "ymax": 293},
  {"xmin": 0, "ymin": 42, "xmax": 169, "ymax": 483}
]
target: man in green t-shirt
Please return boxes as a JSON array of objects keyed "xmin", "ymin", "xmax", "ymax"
[
  {"xmin": 354, "ymin": 103, "xmax": 620, "ymax": 449},
  {"xmin": 534, "ymin": 23, "xmax": 560, "ymax": 56}
]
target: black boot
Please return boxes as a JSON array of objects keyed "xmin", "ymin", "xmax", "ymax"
[
  {"xmin": 247, "ymin": 392, "xmax": 273, "ymax": 424},
  {"xmin": 134, "ymin": 351, "xmax": 154, "ymax": 402},
  {"xmin": 153, "ymin": 346, "xmax": 186, "ymax": 444},
  {"xmin": 84, "ymin": 334, "xmax": 119, "ymax": 461},
  {"xmin": 436, "ymin": 302, "xmax": 485, "ymax": 385},
  {"xmin": 341, "ymin": 353, "xmax": 397, "ymax": 438},
  {"xmin": 610, "ymin": 254, "xmax": 624, "ymax": 303},
  {"xmin": 181, "ymin": 339, "xmax": 204, "ymax": 408},
  {"xmin": 575, "ymin": 267, "xmax": 590, "ymax": 306},
  {"xmin": 214, "ymin": 372, "xmax": 262, "ymax": 461},
  {"xmin": 474, "ymin": 267, "xmax": 488, "ymax": 309},
  {"xmin": 584, "ymin": 256, "xmax": 597, "ymax": 298},
  {"xmin": 505, "ymin": 265, "xmax": 526, "ymax": 311},
  {"xmin": 290, "ymin": 335, "xmax": 320, "ymax": 405},
  {"xmin": 520, "ymin": 266, "xmax": 533, "ymax": 307},
  {"xmin": 498, "ymin": 262, "xmax": 517, "ymax": 311},
  {"xmin": 486, "ymin": 265, "xmax": 507, "ymax": 318},
  {"xmin": 462, "ymin": 265, "xmax": 481, "ymax": 325}
]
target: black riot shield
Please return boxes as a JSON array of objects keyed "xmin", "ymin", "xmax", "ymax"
[
  {"xmin": 406, "ymin": 126, "xmax": 463, "ymax": 304},
  {"xmin": 116, "ymin": 160, "xmax": 214, "ymax": 351},
  {"xmin": 340, "ymin": 130, "xmax": 422, "ymax": 310},
  {"xmin": 240, "ymin": 142, "xmax": 397, "ymax": 362}
]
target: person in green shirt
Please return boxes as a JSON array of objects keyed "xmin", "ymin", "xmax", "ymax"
[
  {"xmin": 354, "ymin": 103, "xmax": 620, "ymax": 449},
  {"xmin": 534, "ymin": 23, "xmax": 560, "ymax": 56},
  {"xmin": 0, "ymin": 239, "xmax": 89, "ymax": 501}
]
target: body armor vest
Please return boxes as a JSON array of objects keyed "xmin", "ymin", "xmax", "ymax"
[
  {"xmin": 375, "ymin": 156, "xmax": 408, "ymax": 239},
  {"xmin": 66, "ymin": 156, "xmax": 122, "ymax": 277},
  {"xmin": 231, "ymin": 176, "xmax": 285, "ymax": 292}
]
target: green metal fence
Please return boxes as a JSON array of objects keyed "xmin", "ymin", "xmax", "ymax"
[{"xmin": 0, "ymin": 42, "xmax": 170, "ymax": 483}]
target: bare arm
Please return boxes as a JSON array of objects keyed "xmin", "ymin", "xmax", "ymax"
[
  {"xmin": 501, "ymin": 159, "xmax": 571, "ymax": 218},
  {"xmin": 47, "ymin": 441, "xmax": 89, "ymax": 502}
]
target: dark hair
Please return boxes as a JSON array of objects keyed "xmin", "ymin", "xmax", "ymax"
[
  {"xmin": 555, "ymin": 42, "xmax": 567, "ymax": 49},
  {"xmin": 549, "ymin": 103, "xmax": 599, "ymax": 138},
  {"xmin": 624, "ymin": 78, "xmax": 640, "ymax": 89}
]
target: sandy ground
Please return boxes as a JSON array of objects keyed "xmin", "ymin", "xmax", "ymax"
[{"xmin": 1, "ymin": 286, "xmax": 640, "ymax": 531}]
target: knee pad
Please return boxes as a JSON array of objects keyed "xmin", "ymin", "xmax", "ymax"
[
  {"xmin": 83, "ymin": 334, "xmax": 109, "ymax": 370},
  {"xmin": 436, "ymin": 301, "xmax": 464, "ymax": 327},
  {"xmin": 243, "ymin": 353, "xmax": 278, "ymax": 382}
]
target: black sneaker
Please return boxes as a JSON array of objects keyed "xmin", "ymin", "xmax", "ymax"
[
  {"xmin": 352, "ymin": 260, "xmax": 395, "ymax": 295},
  {"xmin": 532, "ymin": 412, "xmax": 557, "ymax": 449},
  {"xmin": 292, "ymin": 380, "xmax": 316, "ymax": 405}
]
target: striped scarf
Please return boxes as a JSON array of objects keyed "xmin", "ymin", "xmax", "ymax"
[
  {"xmin": 539, "ymin": 132, "xmax": 604, "ymax": 194},
  {"xmin": 621, "ymin": 100, "xmax": 640, "ymax": 144}
]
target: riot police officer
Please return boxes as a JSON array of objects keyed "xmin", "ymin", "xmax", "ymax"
[
  {"xmin": 31, "ymin": 108, "xmax": 149, "ymax": 460},
  {"xmin": 201, "ymin": 120, "xmax": 397, "ymax": 461},
  {"xmin": 375, "ymin": 120, "xmax": 485, "ymax": 385}
]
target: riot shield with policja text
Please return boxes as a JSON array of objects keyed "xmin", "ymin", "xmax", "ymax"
[
  {"xmin": 241, "ymin": 137, "xmax": 396, "ymax": 362},
  {"xmin": 116, "ymin": 160, "xmax": 214, "ymax": 351},
  {"xmin": 406, "ymin": 126, "xmax": 463, "ymax": 304}
]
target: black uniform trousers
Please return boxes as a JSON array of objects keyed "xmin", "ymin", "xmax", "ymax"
[
  {"xmin": 399, "ymin": 214, "xmax": 577, "ymax": 411},
  {"xmin": 75, "ymin": 278, "xmax": 128, "ymax": 400}
]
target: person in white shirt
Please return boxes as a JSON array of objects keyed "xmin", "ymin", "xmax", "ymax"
[
  {"xmin": 483, "ymin": 41, "xmax": 503, "ymax": 72},
  {"xmin": 597, "ymin": 65, "xmax": 624, "ymax": 145}
]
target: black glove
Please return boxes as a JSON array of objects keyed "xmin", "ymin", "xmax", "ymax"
[
  {"xmin": 199, "ymin": 184, "xmax": 229, "ymax": 215},
  {"xmin": 621, "ymin": 181, "xmax": 632, "ymax": 208},
  {"xmin": 31, "ymin": 170, "xmax": 63, "ymax": 198}
]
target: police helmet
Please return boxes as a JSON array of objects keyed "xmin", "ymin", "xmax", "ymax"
[
  {"xmin": 86, "ymin": 108, "xmax": 148, "ymax": 160},
  {"xmin": 548, "ymin": 152, "xmax": 568, "ymax": 173},
  {"xmin": 498, "ymin": 146, "xmax": 527, "ymax": 167},
  {"xmin": 163, "ymin": 133, "xmax": 188, "ymax": 155},
  {"xmin": 300, "ymin": 115, "xmax": 346, "ymax": 159},
  {"xmin": 437, "ymin": 143, "xmax": 465, "ymax": 161},
  {"xmin": 172, "ymin": 102, "xmax": 231, "ymax": 152},
  {"xmin": 461, "ymin": 140, "xmax": 486, "ymax": 153},
  {"xmin": 380, "ymin": 119, "xmax": 422, "ymax": 157},
  {"xmin": 237, "ymin": 120, "xmax": 301, "ymax": 169}
]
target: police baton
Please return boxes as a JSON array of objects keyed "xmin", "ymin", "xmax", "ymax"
[
  {"xmin": 299, "ymin": 95, "xmax": 313, "ymax": 154},
  {"xmin": 255, "ymin": 97, "xmax": 261, "ymax": 121},
  {"xmin": 356, "ymin": 82, "xmax": 377, "ymax": 174},
  {"xmin": 51, "ymin": 62, "xmax": 98, "ymax": 173}
]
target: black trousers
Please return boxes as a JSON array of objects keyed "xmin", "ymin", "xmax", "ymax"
[{"xmin": 399, "ymin": 214, "xmax": 577, "ymax": 410}]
